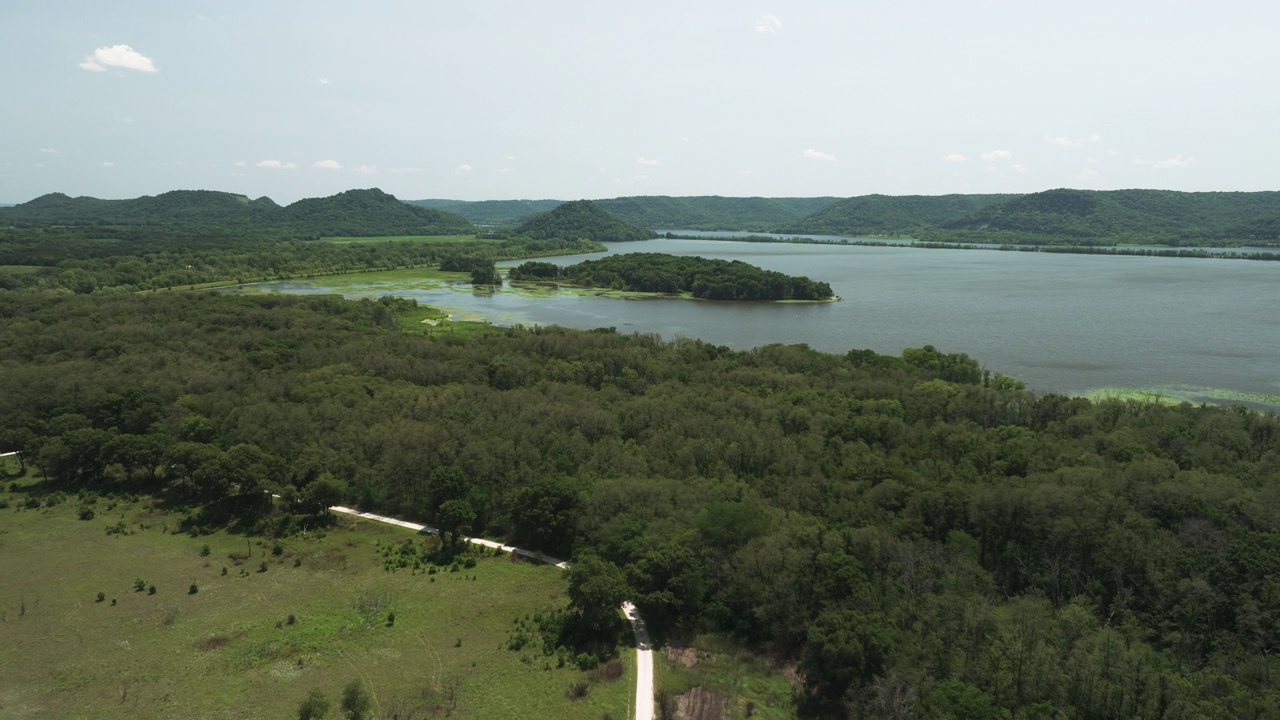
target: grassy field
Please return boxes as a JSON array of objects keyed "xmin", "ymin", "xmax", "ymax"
[
  {"xmin": 0, "ymin": 265, "xmax": 42, "ymax": 275},
  {"xmin": 655, "ymin": 634, "xmax": 798, "ymax": 719},
  {"xmin": 0, "ymin": 481, "xmax": 631, "ymax": 720}
]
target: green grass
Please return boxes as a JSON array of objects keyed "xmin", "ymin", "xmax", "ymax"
[
  {"xmin": 0, "ymin": 487, "xmax": 630, "ymax": 720},
  {"xmin": 0, "ymin": 265, "xmax": 42, "ymax": 275},
  {"xmin": 321, "ymin": 235, "xmax": 492, "ymax": 245},
  {"xmin": 656, "ymin": 634, "xmax": 798, "ymax": 719},
  {"xmin": 1082, "ymin": 385, "xmax": 1280, "ymax": 409}
]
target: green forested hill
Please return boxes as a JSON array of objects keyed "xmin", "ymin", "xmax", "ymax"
[
  {"xmin": 0, "ymin": 188, "xmax": 477, "ymax": 237},
  {"xmin": 783, "ymin": 189, "xmax": 1280, "ymax": 245},
  {"xmin": 783, "ymin": 193, "xmax": 1016, "ymax": 236},
  {"xmin": 596, "ymin": 195, "xmax": 840, "ymax": 231},
  {"xmin": 408, "ymin": 196, "xmax": 840, "ymax": 230},
  {"xmin": 937, "ymin": 188, "xmax": 1280, "ymax": 244},
  {"xmin": 2, "ymin": 291, "xmax": 1278, "ymax": 718},
  {"xmin": 406, "ymin": 199, "xmax": 564, "ymax": 226},
  {"xmin": 514, "ymin": 199, "xmax": 656, "ymax": 242}
]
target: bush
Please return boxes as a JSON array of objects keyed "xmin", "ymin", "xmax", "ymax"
[
  {"xmin": 272, "ymin": 543, "xmax": 284, "ymax": 556},
  {"xmin": 386, "ymin": 610, "xmax": 395, "ymax": 627},
  {"xmin": 199, "ymin": 544, "xmax": 211, "ymax": 557},
  {"xmin": 188, "ymin": 584, "xmax": 198, "ymax": 595},
  {"xmin": 258, "ymin": 561, "xmax": 268, "ymax": 573},
  {"xmin": 133, "ymin": 578, "xmax": 146, "ymax": 592},
  {"xmin": 96, "ymin": 591, "xmax": 105, "ymax": 602},
  {"xmin": 567, "ymin": 681, "xmax": 589, "ymax": 700},
  {"xmin": 148, "ymin": 584, "xmax": 156, "ymax": 595},
  {"xmin": 77, "ymin": 506, "xmax": 95, "ymax": 520}
]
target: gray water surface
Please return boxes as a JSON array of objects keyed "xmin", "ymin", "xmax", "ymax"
[{"xmin": 246, "ymin": 239, "xmax": 1280, "ymax": 406}]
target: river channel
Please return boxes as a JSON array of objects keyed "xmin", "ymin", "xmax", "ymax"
[{"xmin": 243, "ymin": 237, "xmax": 1280, "ymax": 409}]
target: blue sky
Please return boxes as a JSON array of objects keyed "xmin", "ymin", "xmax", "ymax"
[{"xmin": 2, "ymin": 0, "xmax": 1277, "ymax": 203}]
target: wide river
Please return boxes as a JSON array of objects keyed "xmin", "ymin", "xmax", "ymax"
[{"xmin": 252, "ymin": 238, "xmax": 1280, "ymax": 408}]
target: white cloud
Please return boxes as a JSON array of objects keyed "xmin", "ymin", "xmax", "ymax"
[
  {"xmin": 803, "ymin": 148, "xmax": 837, "ymax": 162},
  {"xmin": 101, "ymin": 161, "xmax": 114, "ymax": 167},
  {"xmin": 354, "ymin": 165, "xmax": 378, "ymax": 174},
  {"xmin": 318, "ymin": 78, "xmax": 331, "ymax": 86},
  {"xmin": 1135, "ymin": 155, "xmax": 1196, "ymax": 170},
  {"xmin": 637, "ymin": 157, "xmax": 661, "ymax": 166},
  {"xmin": 1074, "ymin": 169, "xmax": 1101, "ymax": 180},
  {"xmin": 980, "ymin": 149, "xmax": 1013, "ymax": 162},
  {"xmin": 1011, "ymin": 163, "xmax": 1028, "ymax": 173},
  {"xmin": 679, "ymin": 136, "xmax": 690, "ymax": 142},
  {"xmin": 233, "ymin": 161, "xmax": 246, "ymax": 167},
  {"xmin": 506, "ymin": 155, "xmax": 517, "ymax": 160},
  {"xmin": 255, "ymin": 159, "xmax": 297, "ymax": 169},
  {"xmin": 39, "ymin": 148, "xmax": 60, "ymax": 154},
  {"xmin": 456, "ymin": 164, "xmax": 473, "ymax": 172},
  {"xmin": 755, "ymin": 14, "xmax": 782, "ymax": 33},
  {"xmin": 496, "ymin": 168, "xmax": 511, "ymax": 174},
  {"xmin": 79, "ymin": 44, "xmax": 158, "ymax": 73},
  {"xmin": 942, "ymin": 154, "xmax": 967, "ymax": 163},
  {"xmin": 313, "ymin": 159, "xmax": 342, "ymax": 170}
]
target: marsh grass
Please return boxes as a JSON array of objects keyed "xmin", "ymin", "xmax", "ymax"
[{"xmin": 0, "ymin": 495, "xmax": 630, "ymax": 719}]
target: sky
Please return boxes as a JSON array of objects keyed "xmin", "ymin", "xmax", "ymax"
[{"xmin": 2, "ymin": 0, "xmax": 1278, "ymax": 204}]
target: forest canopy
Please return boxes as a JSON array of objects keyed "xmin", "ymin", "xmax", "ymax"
[{"xmin": 1, "ymin": 287, "xmax": 1277, "ymax": 719}]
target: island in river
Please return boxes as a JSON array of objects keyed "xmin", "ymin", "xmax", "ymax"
[{"xmin": 507, "ymin": 252, "xmax": 837, "ymax": 302}]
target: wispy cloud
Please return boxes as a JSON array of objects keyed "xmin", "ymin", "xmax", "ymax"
[
  {"xmin": 755, "ymin": 14, "xmax": 782, "ymax": 33},
  {"xmin": 980, "ymin": 149, "xmax": 1013, "ymax": 162},
  {"xmin": 101, "ymin": 161, "xmax": 115, "ymax": 167},
  {"xmin": 1074, "ymin": 169, "xmax": 1101, "ymax": 180},
  {"xmin": 79, "ymin": 44, "xmax": 158, "ymax": 73},
  {"xmin": 1135, "ymin": 155, "xmax": 1196, "ymax": 170},
  {"xmin": 354, "ymin": 165, "xmax": 378, "ymax": 175},
  {"xmin": 496, "ymin": 168, "xmax": 511, "ymax": 174},
  {"xmin": 803, "ymin": 148, "xmax": 837, "ymax": 162},
  {"xmin": 318, "ymin": 78, "xmax": 331, "ymax": 86},
  {"xmin": 255, "ymin": 159, "xmax": 297, "ymax": 169},
  {"xmin": 313, "ymin": 159, "xmax": 342, "ymax": 170},
  {"xmin": 637, "ymin": 157, "xmax": 661, "ymax": 166},
  {"xmin": 456, "ymin": 164, "xmax": 473, "ymax": 172},
  {"xmin": 39, "ymin": 148, "xmax": 61, "ymax": 154},
  {"xmin": 1011, "ymin": 163, "xmax": 1028, "ymax": 173},
  {"xmin": 942, "ymin": 154, "xmax": 967, "ymax": 163}
]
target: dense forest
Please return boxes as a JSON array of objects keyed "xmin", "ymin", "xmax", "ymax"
[
  {"xmin": 0, "ymin": 188, "xmax": 477, "ymax": 237},
  {"xmin": 0, "ymin": 226, "xmax": 601, "ymax": 294},
  {"xmin": 2, "ymin": 284, "xmax": 1277, "ymax": 719},
  {"xmin": 510, "ymin": 253, "xmax": 836, "ymax": 301},
  {"xmin": 513, "ymin": 200, "xmax": 657, "ymax": 243}
]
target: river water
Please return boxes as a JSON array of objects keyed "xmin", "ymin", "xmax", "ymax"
[{"xmin": 247, "ymin": 238, "xmax": 1280, "ymax": 407}]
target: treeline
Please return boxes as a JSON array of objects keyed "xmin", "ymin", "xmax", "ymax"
[
  {"xmin": 0, "ymin": 227, "xmax": 602, "ymax": 294},
  {"xmin": 2, "ymin": 290, "xmax": 1277, "ymax": 718},
  {"xmin": 510, "ymin": 253, "xmax": 836, "ymax": 301}
]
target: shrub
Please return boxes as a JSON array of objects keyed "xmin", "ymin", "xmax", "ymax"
[
  {"xmin": 258, "ymin": 561, "xmax": 268, "ymax": 573},
  {"xmin": 188, "ymin": 584, "xmax": 198, "ymax": 595},
  {"xmin": 293, "ymin": 557, "xmax": 301, "ymax": 567},
  {"xmin": 463, "ymin": 556, "xmax": 477, "ymax": 569},
  {"xmin": 221, "ymin": 567, "xmax": 228, "ymax": 576},
  {"xmin": 96, "ymin": 591, "xmax": 105, "ymax": 602},
  {"xmin": 286, "ymin": 614, "xmax": 296, "ymax": 626},
  {"xmin": 199, "ymin": 544, "xmax": 211, "ymax": 557},
  {"xmin": 77, "ymin": 505, "xmax": 95, "ymax": 520},
  {"xmin": 0, "ymin": 499, "xmax": 9, "ymax": 510},
  {"xmin": 386, "ymin": 610, "xmax": 395, "ymax": 627},
  {"xmin": 133, "ymin": 578, "xmax": 146, "ymax": 592},
  {"xmin": 272, "ymin": 543, "xmax": 284, "ymax": 556},
  {"xmin": 567, "ymin": 681, "xmax": 589, "ymax": 700},
  {"xmin": 148, "ymin": 584, "xmax": 157, "ymax": 595}
]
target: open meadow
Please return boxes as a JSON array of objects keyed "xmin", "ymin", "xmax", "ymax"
[{"xmin": 0, "ymin": 479, "xmax": 631, "ymax": 720}]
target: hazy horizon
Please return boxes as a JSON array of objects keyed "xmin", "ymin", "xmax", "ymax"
[{"xmin": 4, "ymin": 1, "xmax": 1278, "ymax": 204}]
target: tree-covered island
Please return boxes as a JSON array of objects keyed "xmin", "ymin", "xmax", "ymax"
[{"xmin": 508, "ymin": 252, "xmax": 837, "ymax": 301}]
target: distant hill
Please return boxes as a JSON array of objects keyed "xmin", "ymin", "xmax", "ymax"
[
  {"xmin": 406, "ymin": 199, "xmax": 563, "ymax": 226},
  {"xmin": 515, "ymin": 200, "xmax": 656, "ymax": 242},
  {"xmin": 408, "ymin": 196, "xmax": 840, "ymax": 230},
  {"xmin": 596, "ymin": 195, "xmax": 840, "ymax": 231},
  {"xmin": 937, "ymin": 189, "xmax": 1280, "ymax": 244},
  {"xmin": 783, "ymin": 193, "xmax": 1015, "ymax": 236},
  {"xmin": 0, "ymin": 188, "xmax": 476, "ymax": 237}
]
